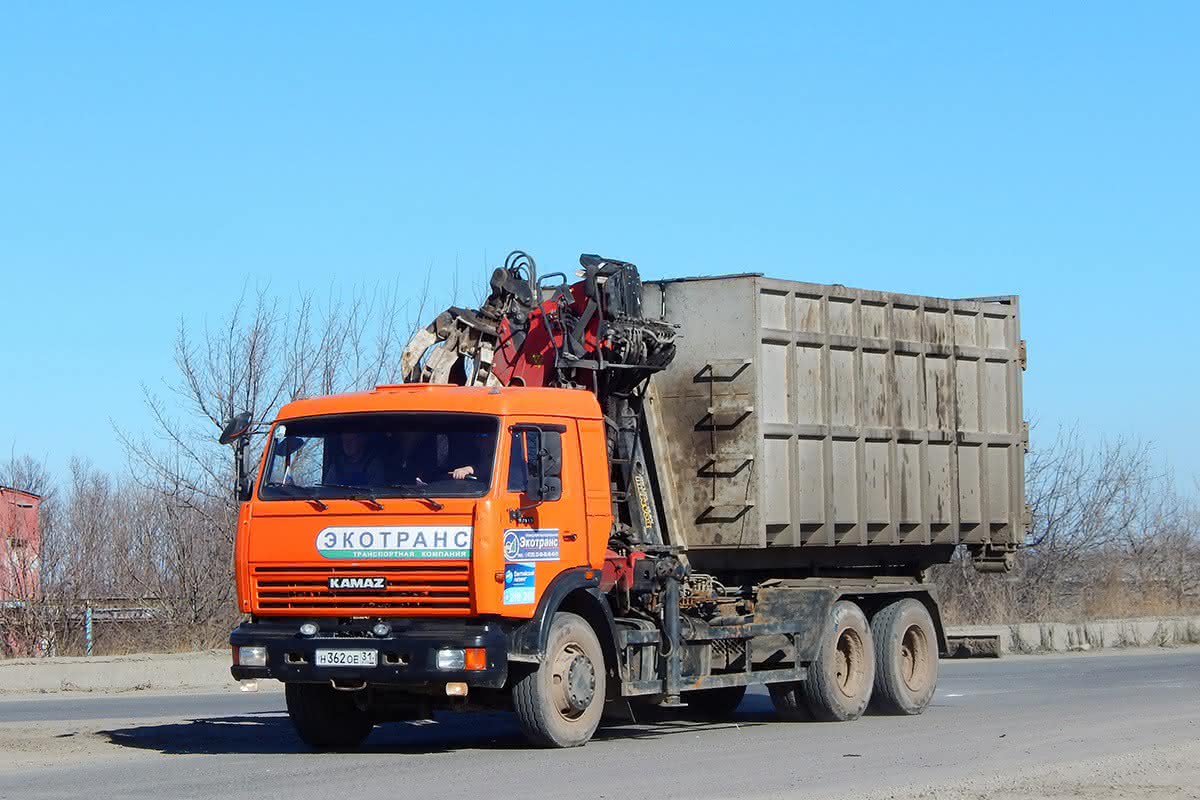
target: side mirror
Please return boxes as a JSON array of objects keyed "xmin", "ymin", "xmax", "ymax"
[
  {"xmin": 520, "ymin": 427, "xmax": 562, "ymax": 503},
  {"xmin": 218, "ymin": 412, "xmax": 254, "ymax": 502},
  {"xmin": 219, "ymin": 412, "xmax": 253, "ymax": 445},
  {"xmin": 234, "ymin": 449, "xmax": 254, "ymax": 503},
  {"xmin": 524, "ymin": 449, "xmax": 546, "ymax": 500}
]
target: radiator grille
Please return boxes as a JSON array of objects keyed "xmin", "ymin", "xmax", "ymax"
[{"xmin": 251, "ymin": 564, "xmax": 471, "ymax": 615}]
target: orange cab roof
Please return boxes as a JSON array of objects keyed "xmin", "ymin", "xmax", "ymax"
[{"xmin": 276, "ymin": 384, "xmax": 603, "ymax": 422}]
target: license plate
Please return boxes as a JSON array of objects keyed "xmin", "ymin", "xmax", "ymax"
[{"xmin": 315, "ymin": 649, "xmax": 378, "ymax": 667}]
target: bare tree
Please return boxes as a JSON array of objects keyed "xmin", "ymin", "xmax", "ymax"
[
  {"xmin": 111, "ymin": 273, "xmax": 443, "ymax": 643},
  {"xmin": 935, "ymin": 426, "xmax": 1200, "ymax": 624},
  {"xmin": 0, "ymin": 452, "xmax": 55, "ymax": 498}
]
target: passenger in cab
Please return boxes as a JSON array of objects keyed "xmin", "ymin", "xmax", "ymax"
[{"xmin": 324, "ymin": 431, "xmax": 384, "ymax": 486}]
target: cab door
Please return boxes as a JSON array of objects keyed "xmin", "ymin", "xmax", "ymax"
[{"xmin": 497, "ymin": 419, "xmax": 588, "ymax": 611}]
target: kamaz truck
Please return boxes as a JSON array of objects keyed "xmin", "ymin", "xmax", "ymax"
[{"xmin": 225, "ymin": 252, "xmax": 1026, "ymax": 748}]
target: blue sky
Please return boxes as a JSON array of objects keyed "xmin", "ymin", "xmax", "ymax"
[{"xmin": 1, "ymin": 3, "xmax": 1197, "ymax": 485}]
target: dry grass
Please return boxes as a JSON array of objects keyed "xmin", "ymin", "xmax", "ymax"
[{"xmin": 932, "ymin": 545, "xmax": 1200, "ymax": 628}]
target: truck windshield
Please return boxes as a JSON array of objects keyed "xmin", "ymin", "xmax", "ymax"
[{"xmin": 259, "ymin": 412, "xmax": 498, "ymax": 500}]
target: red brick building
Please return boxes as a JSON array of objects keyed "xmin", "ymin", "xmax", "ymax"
[{"xmin": 0, "ymin": 487, "xmax": 40, "ymax": 603}]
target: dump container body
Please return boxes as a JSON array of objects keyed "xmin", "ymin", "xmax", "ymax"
[{"xmin": 642, "ymin": 275, "xmax": 1025, "ymax": 570}]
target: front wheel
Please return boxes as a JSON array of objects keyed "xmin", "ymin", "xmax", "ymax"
[
  {"xmin": 285, "ymin": 683, "xmax": 374, "ymax": 750},
  {"xmin": 512, "ymin": 611, "xmax": 606, "ymax": 748}
]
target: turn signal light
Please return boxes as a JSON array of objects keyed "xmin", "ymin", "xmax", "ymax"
[{"xmin": 464, "ymin": 648, "xmax": 487, "ymax": 671}]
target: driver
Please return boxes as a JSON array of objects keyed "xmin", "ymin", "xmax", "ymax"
[
  {"xmin": 402, "ymin": 432, "xmax": 481, "ymax": 483},
  {"xmin": 445, "ymin": 432, "xmax": 486, "ymax": 481}
]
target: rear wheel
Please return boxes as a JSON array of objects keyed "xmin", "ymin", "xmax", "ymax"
[
  {"xmin": 285, "ymin": 683, "xmax": 374, "ymax": 750},
  {"xmin": 681, "ymin": 685, "xmax": 747, "ymax": 719},
  {"xmin": 771, "ymin": 600, "xmax": 875, "ymax": 722},
  {"xmin": 870, "ymin": 598, "xmax": 938, "ymax": 715},
  {"xmin": 512, "ymin": 611, "xmax": 606, "ymax": 748}
]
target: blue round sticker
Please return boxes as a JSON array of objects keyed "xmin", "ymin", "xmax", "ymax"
[{"xmin": 503, "ymin": 530, "xmax": 520, "ymax": 560}]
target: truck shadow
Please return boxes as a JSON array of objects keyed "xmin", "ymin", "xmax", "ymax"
[{"xmin": 102, "ymin": 696, "xmax": 778, "ymax": 756}]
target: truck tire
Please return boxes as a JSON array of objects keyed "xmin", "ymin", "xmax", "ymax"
[
  {"xmin": 682, "ymin": 685, "xmax": 747, "ymax": 719},
  {"xmin": 512, "ymin": 611, "xmax": 606, "ymax": 748},
  {"xmin": 869, "ymin": 598, "xmax": 938, "ymax": 715},
  {"xmin": 285, "ymin": 683, "xmax": 374, "ymax": 750},
  {"xmin": 770, "ymin": 600, "xmax": 875, "ymax": 722}
]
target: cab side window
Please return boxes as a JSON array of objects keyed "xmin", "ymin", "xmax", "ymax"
[{"xmin": 507, "ymin": 428, "xmax": 562, "ymax": 501}]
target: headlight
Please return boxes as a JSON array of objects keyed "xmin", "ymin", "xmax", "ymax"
[
  {"xmin": 299, "ymin": 623, "xmax": 319, "ymax": 637},
  {"xmin": 436, "ymin": 649, "xmax": 465, "ymax": 670},
  {"xmin": 237, "ymin": 646, "xmax": 268, "ymax": 667},
  {"xmin": 371, "ymin": 622, "xmax": 391, "ymax": 638}
]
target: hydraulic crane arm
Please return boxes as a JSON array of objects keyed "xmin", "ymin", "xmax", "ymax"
[{"xmin": 402, "ymin": 250, "xmax": 677, "ymax": 546}]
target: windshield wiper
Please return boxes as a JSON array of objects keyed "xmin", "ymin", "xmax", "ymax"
[
  {"xmin": 316, "ymin": 483, "xmax": 384, "ymax": 510},
  {"xmin": 387, "ymin": 486, "xmax": 445, "ymax": 511},
  {"xmin": 265, "ymin": 481, "xmax": 328, "ymax": 510}
]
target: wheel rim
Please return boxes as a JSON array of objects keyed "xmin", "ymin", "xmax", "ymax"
[
  {"xmin": 550, "ymin": 641, "xmax": 596, "ymax": 720},
  {"xmin": 899, "ymin": 623, "xmax": 931, "ymax": 692},
  {"xmin": 833, "ymin": 627, "xmax": 866, "ymax": 699}
]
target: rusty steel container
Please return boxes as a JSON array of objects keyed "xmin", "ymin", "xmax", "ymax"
[{"xmin": 642, "ymin": 274, "xmax": 1026, "ymax": 571}]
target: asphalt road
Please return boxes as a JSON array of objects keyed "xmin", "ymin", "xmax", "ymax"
[{"xmin": 1, "ymin": 648, "xmax": 1197, "ymax": 800}]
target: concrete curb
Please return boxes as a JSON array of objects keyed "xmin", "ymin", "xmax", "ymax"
[{"xmin": 946, "ymin": 615, "xmax": 1200, "ymax": 655}]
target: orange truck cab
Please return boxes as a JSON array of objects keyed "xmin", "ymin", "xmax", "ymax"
[{"xmin": 230, "ymin": 384, "xmax": 617, "ymax": 740}]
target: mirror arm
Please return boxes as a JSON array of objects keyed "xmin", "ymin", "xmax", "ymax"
[{"xmin": 514, "ymin": 496, "xmax": 543, "ymax": 517}]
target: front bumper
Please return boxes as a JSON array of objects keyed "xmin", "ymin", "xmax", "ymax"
[{"xmin": 229, "ymin": 618, "xmax": 509, "ymax": 688}]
